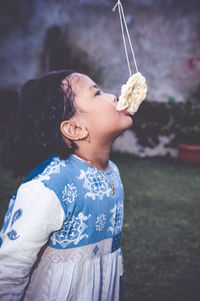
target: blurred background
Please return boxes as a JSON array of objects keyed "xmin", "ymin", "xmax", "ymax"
[
  {"xmin": 0, "ymin": 0, "xmax": 200, "ymax": 300},
  {"xmin": 0, "ymin": 0, "xmax": 200, "ymax": 155}
]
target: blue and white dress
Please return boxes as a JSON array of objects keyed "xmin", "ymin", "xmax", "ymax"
[{"xmin": 0, "ymin": 154, "xmax": 125, "ymax": 301}]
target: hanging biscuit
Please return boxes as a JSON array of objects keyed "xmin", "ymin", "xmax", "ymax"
[
  {"xmin": 113, "ymin": 1, "xmax": 148, "ymax": 115},
  {"xmin": 117, "ymin": 72, "xmax": 147, "ymax": 115}
]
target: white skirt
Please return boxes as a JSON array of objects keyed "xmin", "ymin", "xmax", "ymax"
[{"xmin": 23, "ymin": 239, "xmax": 124, "ymax": 301}]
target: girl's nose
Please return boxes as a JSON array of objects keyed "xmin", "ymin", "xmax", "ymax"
[
  {"xmin": 112, "ymin": 95, "xmax": 118, "ymax": 104},
  {"xmin": 106, "ymin": 92, "xmax": 117, "ymax": 104}
]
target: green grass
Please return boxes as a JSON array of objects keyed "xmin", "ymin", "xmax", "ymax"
[
  {"xmin": 111, "ymin": 153, "xmax": 200, "ymax": 301},
  {"xmin": 0, "ymin": 153, "xmax": 200, "ymax": 301}
]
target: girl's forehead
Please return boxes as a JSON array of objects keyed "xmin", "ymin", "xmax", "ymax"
[
  {"xmin": 61, "ymin": 73, "xmax": 96, "ymax": 103},
  {"xmin": 69, "ymin": 73, "xmax": 95, "ymax": 94}
]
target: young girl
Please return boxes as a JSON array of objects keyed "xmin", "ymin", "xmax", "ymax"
[{"xmin": 0, "ymin": 70, "xmax": 133, "ymax": 300}]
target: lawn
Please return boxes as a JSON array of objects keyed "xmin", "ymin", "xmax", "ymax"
[{"xmin": 0, "ymin": 152, "xmax": 200, "ymax": 301}]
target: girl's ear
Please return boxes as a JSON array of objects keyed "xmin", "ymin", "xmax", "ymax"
[{"xmin": 60, "ymin": 120, "xmax": 89, "ymax": 142}]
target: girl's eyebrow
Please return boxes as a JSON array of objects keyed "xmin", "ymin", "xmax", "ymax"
[{"xmin": 89, "ymin": 84, "xmax": 100, "ymax": 90}]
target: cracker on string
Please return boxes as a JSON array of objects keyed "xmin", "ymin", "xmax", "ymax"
[{"xmin": 112, "ymin": 0, "xmax": 148, "ymax": 115}]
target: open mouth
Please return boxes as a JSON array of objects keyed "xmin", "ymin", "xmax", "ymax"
[{"xmin": 120, "ymin": 110, "xmax": 132, "ymax": 117}]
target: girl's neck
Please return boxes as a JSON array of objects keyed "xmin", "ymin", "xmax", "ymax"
[{"xmin": 74, "ymin": 142, "xmax": 111, "ymax": 171}]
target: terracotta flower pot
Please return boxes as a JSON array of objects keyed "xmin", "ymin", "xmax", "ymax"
[{"xmin": 178, "ymin": 144, "xmax": 200, "ymax": 164}]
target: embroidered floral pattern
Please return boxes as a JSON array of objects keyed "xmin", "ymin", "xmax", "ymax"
[
  {"xmin": 36, "ymin": 157, "xmax": 66, "ymax": 181},
  {"xmin": 62, "ymin": 183, "xmax": 77, "ymax": 204},
  {"xmin": 51, "ymin": 212, "xmax": 91, "ymax": 248},
  {"xmin": 0, "ymin": 195, "xmax": 16, "ymax": 237},
  {"xmin": 93, "ymin": 245, "xmax": 99, "ymax": 255},
  {"xmin": 6, "ymin": 208, "xmax": 23, "ymax": 241},
  {"xmin": 95, "ymin": 214, "xmax": 106, "ymax": 231},
  {"xmin": 77, "ymin": 167, "xmax": 114, "ymax": 200},
  {"xmin": 7, "ymin": 229, "xmax": 19, "ymax": 240},
  {"xmin": 108, "ymin": 202, "xmax": 124, "ymax": 235},
  {"xmin": 11, "ymin": 209, "xmax": 23, "ymax": 227}
]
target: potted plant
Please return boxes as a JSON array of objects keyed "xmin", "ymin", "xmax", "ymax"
[{"xmin": 167, "ymin": 85, "xmax": 200, "ymax": 163}]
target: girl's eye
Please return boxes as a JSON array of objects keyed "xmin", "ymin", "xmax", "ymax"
[{"xmin": 95, "ymin": 90, "xmax": 101, "ymax": 96}]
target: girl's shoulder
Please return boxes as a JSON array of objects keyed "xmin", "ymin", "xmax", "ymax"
[
  {"xmin": 18, "ymin": 178, "xmax": 56, "ymax": 197},
  {"xmin": 23, "ymin": 155, "xmax": 67, "ymax": 183},
  {"xmin": 109, "ymin": 160, "xmax": 120, "ymax": 176},
  {"xmin": 15, "ymin": 178, "xmax": 63, "ymax": 212},
  {"xmin": 23, "ymin": 155, "xmax": 75, "ymax": 187}
]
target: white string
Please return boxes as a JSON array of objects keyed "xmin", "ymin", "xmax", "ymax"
[
  {"xmin": 113, "ymin": 0, "xmax": 139, "ymax": 76},
  {"xmin": 120, "ymin": 2, "xmax": 139, "ymax": 73},
  {"xmin": 118, "ymin": 3, "xmax": 132, "ymax": 76}
]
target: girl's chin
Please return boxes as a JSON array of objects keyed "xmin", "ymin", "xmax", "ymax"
[
  {"xmin": 116, "ymin": 120, "xmax": 133, "ymax": 137},
  {"xmin": 124, "ymin": 116, "xmax": 133, "ymax": 128}
]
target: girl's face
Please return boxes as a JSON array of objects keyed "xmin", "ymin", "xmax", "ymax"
[{"xmin": 68, "ymin": 73, "xmax": 133, "ymax": 142}]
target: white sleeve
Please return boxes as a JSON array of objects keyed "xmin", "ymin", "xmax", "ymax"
[{"xmin": 0, "ymin": 179, "xmax": 65, "ymax": 301}]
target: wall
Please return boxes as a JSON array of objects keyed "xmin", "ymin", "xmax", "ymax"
[
  {"xmin": 1, "ymin": 0, "xmax": 199, "ymax": 98},
  {"xmin": 0, "ymin": 0, "xmax": 200, "ymax": 155}
]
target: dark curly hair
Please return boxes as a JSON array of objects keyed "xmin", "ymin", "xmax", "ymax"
[{"xmin": 2, "ymin": 69, "xmax": 77, "ymax": 177}]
